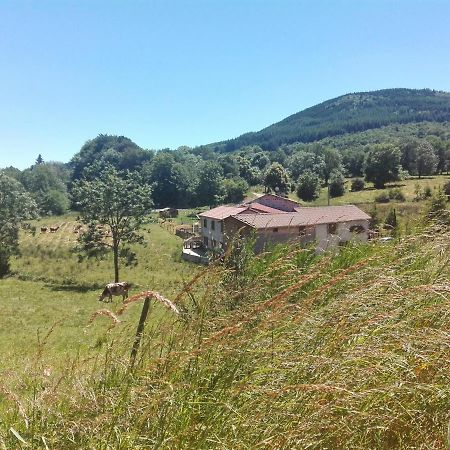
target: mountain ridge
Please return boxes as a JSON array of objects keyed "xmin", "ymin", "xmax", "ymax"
[{"xmin": 204, "ymin": 88, "xmax": 450, "ymax": 152}]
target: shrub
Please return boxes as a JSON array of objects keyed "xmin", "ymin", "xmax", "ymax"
[
  {"xmin": 384, "ymin": 207, "xmax": 398, "ymax": 229},
  {"xmin": 351, "ymin": 178, "xmax": 365, "ymax": 191},
  {"xmin": 423, "ymin": 185, "xmax": 433, "ymax": 198},
  {"xmin": 375, "ymin": 192, "xmax": 390, "ymax": 203},
  {"xmin": 388, "ymin": 188, "xmax": 406, "ymax": 202},
  {"xmin": 444, "ymin": 180, "xmax": 450, "ymax": 196},
  {"xmin": 427, "ymin": 188, "xmax": 450, "ymax": 224},
  {"xmin": 368, "ymin": 203, "xmax": 380, "ymax": 229}
]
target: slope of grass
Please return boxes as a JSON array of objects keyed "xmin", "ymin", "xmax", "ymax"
[
  {"xmin": 0, "ymin": 220, "xmax": 448, "ymax": 448},
  {"xmin": 310, "ymin": 175, "xmax": 449, "ymax": 206},
  {"xmin": 0, "ymin": 215, "xmax": 197, "ymax": 370}
]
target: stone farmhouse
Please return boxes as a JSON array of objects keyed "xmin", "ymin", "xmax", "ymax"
[{"xmin": 197, "ymin": 193, "xmax": 370, "ymax": 254}]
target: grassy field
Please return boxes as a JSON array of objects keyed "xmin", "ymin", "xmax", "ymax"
[
  {"xmin": 311, "ymin": 174, "xmax": 449, "ymax": 206},
  {"xmin": 0, "ymin": 180, "xmax": 449, "ymax": 448},
  {"xmin": 0, "ymin": 215, "xmax": 198, "ymax": 371},
  {"xmin": 0, "ymin": 220, "xmax": 448, "ymax": 448}
]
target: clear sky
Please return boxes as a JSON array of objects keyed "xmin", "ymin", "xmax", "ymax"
[{"xmin": 1, "ymin": 0, "xmax": 450, "ymax": 169}]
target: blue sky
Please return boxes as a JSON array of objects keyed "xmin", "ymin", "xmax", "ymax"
[{"xmin": 1, "ymin": 0, "xmax": 450, "ymax": 169}]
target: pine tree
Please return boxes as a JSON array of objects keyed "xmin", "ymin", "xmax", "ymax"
[{"xmin": 35, "ymin": 154, "xmax": 44, "ymax": 165}]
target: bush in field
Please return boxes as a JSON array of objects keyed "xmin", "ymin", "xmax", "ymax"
[
  {"xmin": 443, "ymin": 179, "xmax": 450, "ymax": 196},
  {"xmin": 368, "ymin": 203, "xmax": 380, "ymax": 229},
  {"xmin": 427, "ymin": 187, "xmax": 450, "ymax": 224},
  {"xmin": 296, "ymin": 170, "xmax": 320, "ymax": 201},
  {"xmin": 384, "ymin": 207, "xmax": 398, "ymax": 230},
  {"xmin": 388, "ymin": 188, "xmax": 406, "ymax": 202},
  {"xmin": 375, "ymin": 192, "xmax": 390, "ymax": 203},
  {"xmin": 351, "ymin": 178, "xmax": 365, "ymax": 191}
]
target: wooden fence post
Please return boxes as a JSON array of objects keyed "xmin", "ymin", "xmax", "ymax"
[{"xmin": 130, "ymin": 296, "xmax": 151, "ymax": 369}]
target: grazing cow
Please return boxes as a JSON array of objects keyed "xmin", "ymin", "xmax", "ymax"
[
  {"xmin": 49, "ymin": 226, "xmax": 60, "ymax": 233},
  {"xmin": 41, "ymin": 227, "xmax": 48, "ymax": 233},
  {"xmin": 98, "ymin": 282, "xmax": 131, "ymax": 302}
]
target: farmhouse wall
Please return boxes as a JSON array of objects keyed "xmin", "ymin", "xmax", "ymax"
[
  {"xmin": 201, "ymin": 218, "xmax": 225, "ymax": 248},
  {"xmin": 223, "ymin": 218, "xmax": 369, "ymax": 253},
  {"xmin": 253, "ymin": 225, "xmax": 316, "ymax": 252},
  {"xmin": 316, "ymin": 219, "xmax": 369, "ymax": 253}
]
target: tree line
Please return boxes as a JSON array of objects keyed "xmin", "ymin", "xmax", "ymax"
[{"xmin": 1, "ymin": 132, "xmax": 450, "ymax": 279}]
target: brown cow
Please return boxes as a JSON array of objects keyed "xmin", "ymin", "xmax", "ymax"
[
  {"xmin": 98, "ymin": 282, "xmax": 131, "ymax": 302},
  {"xmin": 49, "ymin": 226, "xmax": 60, "ymax": 233}
]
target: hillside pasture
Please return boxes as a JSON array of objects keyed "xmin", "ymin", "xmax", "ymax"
[
  {"xmin": 310, "ymin": 174, "xmax": 450, "ymax": 206},
  {"xmin": 1, "ymin": 215, "xmax": 197, "ymax": 371}
]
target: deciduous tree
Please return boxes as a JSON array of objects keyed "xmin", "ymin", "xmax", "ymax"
[
  {"xmin": 364, "ymin": 144, "xmax": 401, "ymax": 189},
  {"xmin": 296, "ymin": 170, "xmax": 320, "ymax": 202},
  {"xmin": 416, "ymin": 140, "xmax": 438, "ymax": 178},
  {"xmin": 0, "ymin": 173, "xmax": 37, "ymax": 276},
  {"xmin": 263, "ymin": 163, "xmax": 290, "ymax": 194},
  {"xmin": 196, "ymin": 162, "xmax": 225, "ymax": 206},
  {"xmin": 329, "ymin": 170, "xmax": 345, "ymax": 197},
  {"xmin": 72, "ymin": 167, "xmax": 153, "ymax": 282}
]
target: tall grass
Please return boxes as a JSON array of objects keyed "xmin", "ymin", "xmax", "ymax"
[{"xmin": 1, "ymin": 225, "xmax": 449, "ymax": 448}]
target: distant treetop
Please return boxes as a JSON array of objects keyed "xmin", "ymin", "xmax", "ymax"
[{"xmin": 69, "ymin": 134, "xmax": 153, "ymax": 181}]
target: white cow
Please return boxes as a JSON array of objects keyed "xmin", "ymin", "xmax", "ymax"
[{"xmin": 98, "ymin": 282, "xmax": 131, "ymax": 302}]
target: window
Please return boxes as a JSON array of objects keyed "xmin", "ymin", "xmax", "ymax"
[
  {"xmin": 219, "ymin": 221, "xmax": 223, "ymax": 233},
  {"xmin": 203, "ymin": 219, "xmax": 207, "ymax": 228},
  {"xmin": 299, "ymin": 226, "xmax": 306, "ymax": 236},
  {"xmin": 211, "ymin": 220, "xmax": 215, "ymax": 231},
  {"xmin": 328, "ymin": 223, "xmax": 337, "ymax": 234},
  {"xmin": 203, "ymin": 236, "xmax": 209, "ymax": 247},
  {"xmin": 350, "ymin": 225, "xmax": 365, "ymax": 234},
  {"xmin": 273, "ymin": 228, "xmax": 279, "ymax": 233}
]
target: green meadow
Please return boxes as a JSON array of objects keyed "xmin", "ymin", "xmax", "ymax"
[{"xmin": 1, "ymin": 215, "xmax": 197, "ymax": 371}]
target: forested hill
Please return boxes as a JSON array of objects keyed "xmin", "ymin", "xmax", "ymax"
[{"xmin": 207, "ymin": 88, "xmax": 450, "ymax": 152}]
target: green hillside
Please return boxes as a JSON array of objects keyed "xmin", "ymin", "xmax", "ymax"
[
  {"xmin": 207, "ymin": 88, "xmax": 450, "ymax": 152},
  {"xmin": 1, "ymin": 223, "xmax": 449, "ymax": 448}
]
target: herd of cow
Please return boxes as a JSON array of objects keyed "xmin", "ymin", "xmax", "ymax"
[
  {"xmin": 40, "ymin": 223, "xmax": 112, "ymax": 237},
  {"xmin": 40, "ymin": 225, "xmax": 61, "ymax": 233}
]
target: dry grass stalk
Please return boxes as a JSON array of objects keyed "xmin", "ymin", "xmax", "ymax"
[
  {"xmin": 88, "ymin": 309, "xmax": 121, "ymax": 328},
  {"xmin": 117, "ymin": 290, "xmax": 180, "ymax": 315}
]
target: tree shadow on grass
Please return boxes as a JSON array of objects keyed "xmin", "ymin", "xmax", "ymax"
[
  {"xmin": 385, "ymin": 183, "xmax": 407, "ymax": 188},
  {"xmin": 45, "ymin": 282, "xmax": 103, "ymax": 293}
]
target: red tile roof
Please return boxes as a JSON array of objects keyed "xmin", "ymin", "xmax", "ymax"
[
  {"xmin": 241, "ymin": 203, "xmax": 285, "ymax": 214},
  {"xmin": 244, "ymin": 193, "xmax": 300, "ymax": 207},
  {"xmin": 232, "ymin": 205, "xmax": 370, "ymax": 229},
  {"xmin": 199, "ymin": 205, "xmax": 247, "ymax": 220}
]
